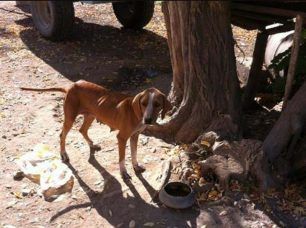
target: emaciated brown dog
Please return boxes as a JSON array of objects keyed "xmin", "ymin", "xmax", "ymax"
[{"xmin": 21, "ymin": 80, "xmax": 171, "ymax": 179}]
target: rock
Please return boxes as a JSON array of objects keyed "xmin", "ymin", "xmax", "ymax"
[
  {"xmin": 3, "ymin": 225, "xmax": 16, "ymax": 228},
  {"xmin": 71, "ymin": 195, "xmax": 78, "ymax": 200},
  {"xmin": 6, "ymin": 200, "xmax": 17, "ymax": 209},
  {"xmin": 128, "ymin": 204, "xmax": 135, "ymax": 209},
  {"xmin": 30, "ymin": 218, "xmax": 39, "ymax": 223},
  {"xmin": 94, "ymin": 180, "xmax": 103, "ymax": 186},
  {"xmin": 150, "ymin": 148, "xmax": 156, "ymax": 153},
  {"xmin": 194, "ymin": 182, "xmax": 214, "ymax": 193},
  {"xmin": 219, "ymin": 210, "xmax": 227, "ymax": 216},
  {"xmin": 108, "ymin": 210, "xmax": 112, "ymax": 217},
  {"xmin": 129, "ymin": 220, "xmax": 136, "ymax": 228},
  {"xmin": 53, "ymin": 194, "xmax": 67, "ymax": 202},
  {"xmin": 5, "ymin": 184, "xmax": 12, "ymax": 189},
  {"xmin": 141, "ymin": 137, "xmax": 149, "ymax": 145},
  {"xmin": 198, "ymin": 177, "xmax": 206, "ymax": 186},
  {"xmin": 21, "ymin": 188, "xmax": 35, "ymax": 196},
  {"xmin": 13, "ymin": 171, "xmax": 24, "ymax": 181},
  {"xmin": 144, "ymin": 222, "xmax": 155, "ymax": 227}
]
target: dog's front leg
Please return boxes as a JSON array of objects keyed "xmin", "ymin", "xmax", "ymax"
[
  {"xmin": 117, "ymin": 133, "xmax": 131, "ymax": 180},
  {"xmin": 130, "ymin": 133, "xmax": 146, "ymax": 174}
]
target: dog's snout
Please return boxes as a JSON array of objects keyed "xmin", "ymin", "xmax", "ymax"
[{"xmin": 144, "ymin": 117, "xmax": 152, "ymax": 124}]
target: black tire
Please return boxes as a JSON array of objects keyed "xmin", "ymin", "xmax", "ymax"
[
  {"xmin": 112, "ymin": 1, "xmax": 154, "ymax": 29},
  {"xmin": 30, "ymin": 1, "xmax": 74, "ymax": 41}
]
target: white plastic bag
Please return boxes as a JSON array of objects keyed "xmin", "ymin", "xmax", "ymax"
[{"xmin": 16, "ymin": 144, "xmax": 74, "ymax": 200}]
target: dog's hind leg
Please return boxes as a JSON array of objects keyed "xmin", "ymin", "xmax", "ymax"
[
  {"xmin": 60, "ymin": 119, "xmax": 75, "ymax": 162},
  {"xmin": 79, "ymin": 114, "xmax": 101, "ymax": 151},
  {"xmin": 60, "ymin": 101, "xmax": 78, "ymax": 162}
]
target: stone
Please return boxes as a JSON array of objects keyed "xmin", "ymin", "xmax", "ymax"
[
  {"xmin": 13, "ymin": 171, "xmax": 24, "ymax": 181},
  {"xmin": 129, "ymin": 220, "xmax": 135, "ymax": 228},
  {"xmin": 128, "ymin": 204, "xmax": 135, "ymax": 209},
  {"xmin": 219, "ymin": 210, "xmax": 227, "ymax": 216}
]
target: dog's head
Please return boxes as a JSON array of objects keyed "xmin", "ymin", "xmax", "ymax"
[{"xmin": 132, "ymin": 88, "xmax": 172, "ymax": 125}]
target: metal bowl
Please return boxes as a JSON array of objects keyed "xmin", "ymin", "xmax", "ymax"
[{"xmin": 159, "ymin": 182, "xmax": 195, "ymax": 209}]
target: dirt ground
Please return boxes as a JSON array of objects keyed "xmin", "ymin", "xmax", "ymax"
[{"xmin": 0, "ymin": 1, "xmax": 300, "ymax": 228}]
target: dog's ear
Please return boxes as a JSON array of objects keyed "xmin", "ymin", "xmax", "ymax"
[
  {"xmin": 132, "ymin": 92, "xmax": 144, "ymax": 120},
  {"xmin": 161, "ymin": 95, "xmax": 172, "ymax": 119},
  {"xmin": 116, "ymin": 98, "xmax": 130, "ymax": 112}
]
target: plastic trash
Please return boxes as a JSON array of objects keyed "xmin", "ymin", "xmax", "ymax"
[{"xmin": 15, "ymin": 144, "xmax": 74, "ymax": 201}]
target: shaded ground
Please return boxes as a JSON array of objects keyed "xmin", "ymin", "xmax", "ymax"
[{"xmin": 0, "ymin": 1, "xmax": 299, "ymax": 228}]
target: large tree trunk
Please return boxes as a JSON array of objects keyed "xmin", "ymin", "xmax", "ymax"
[
  {"xmin": 262, "ymin": 82, "xmax": 306, "ymax": 183},
  {"xmin": 147, "ymin": 1, "xmax": 241, "ymax": 143}
]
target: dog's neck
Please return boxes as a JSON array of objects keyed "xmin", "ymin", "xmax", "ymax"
[{"xmin": 131, "ymin": 122, "xmax": 146, "ymax": 136}]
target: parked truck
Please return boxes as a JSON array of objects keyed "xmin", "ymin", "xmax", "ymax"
[{"xmin": 27, "ymin": 1, "xmax": 155, "ymax": 41}]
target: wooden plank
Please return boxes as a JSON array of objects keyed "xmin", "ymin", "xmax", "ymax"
[
  {"xmin": 231, "ymin": 15, "xmax": 266, "ymax": 30},
  {"xmin": 242, "ymin": 31, "xmax": 269, "ymax": 109},
  {"xmin": 232, "ymin": 3, "xmax": 306, "ymax": 19},
  {"xmin": 15, "ymin": 1, "xmax": 30, "ymax": 6},
  {"xmin": 232, "ymin": 10, "xmax": 289, "ymax": 24},
  {"xmin": 265, "ymin": 22, "xmax": 295, "ymax": 34},
  {"xmin": 282, "ymin": 14, "xmax": 304, "ymax": 110}
]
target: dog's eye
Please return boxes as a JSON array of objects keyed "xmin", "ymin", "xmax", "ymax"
[{"xmin": 154, "ymin": 102, "xmax": 161, "ymax": 107}]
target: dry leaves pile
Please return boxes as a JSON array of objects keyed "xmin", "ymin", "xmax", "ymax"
[
  {"xmin": 170, "ymin": 139, "xmax": 305, "ymax": 222},
  {"xmin": 168, "ymin": 141, "xmax": 225, "ymax": 203}
]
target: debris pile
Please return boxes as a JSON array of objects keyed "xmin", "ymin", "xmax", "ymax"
[{"xmin": 15, "ymin": 144, "xmax": 74, "ymax": 201}]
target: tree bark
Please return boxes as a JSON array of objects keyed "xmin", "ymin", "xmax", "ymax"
[
  {"xmin": 242, "ymin": 31, "xmax": 268, "ymax": 110},
  {"xmin": 282, "ymin": 14, "xmax": 304, "ymax": 110},
  {"xmin": 147, "ymin": 1, "xmax": 241, "ymax": 143},
  {"xmin": 263, "ymin": 82, "xmax": 306, "ymax": 182}
]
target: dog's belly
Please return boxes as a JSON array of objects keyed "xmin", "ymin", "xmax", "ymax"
[
  {"xmin": 78, "ymin": 107, "xmax": 118, "ymax": 129},
  {"xmin": 94, "ymin": 110, "xmax": 122, "ymax": 131}
]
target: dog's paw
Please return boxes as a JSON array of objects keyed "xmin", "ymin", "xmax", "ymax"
[
  {"xmin": 90, "ymin": 144, "xmax": 101, "ymax": 151},
  {"xmin": 61, "ymin": 153, "xmax": 70, "ymax": 163},
  {"xmin": 133, "ymin": 164, "xmax": 146, "ymax": 174},
  {"xmin": 121, "ymin": 171, "xmax": 132, "ymax": 180}
]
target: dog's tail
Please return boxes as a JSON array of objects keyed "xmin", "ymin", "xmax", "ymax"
[{"xmin": 20, "ymin": 87, "xmax": 66, "ymax": 93}]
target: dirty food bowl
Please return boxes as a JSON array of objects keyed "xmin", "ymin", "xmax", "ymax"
[{"xmin": 159, "ymin": 182, "xmax": 195, "ymax": 209}]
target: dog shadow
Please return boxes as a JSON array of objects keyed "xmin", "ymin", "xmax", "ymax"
[
  {"xmin": 50, "ymin": 150, "xmax": 199, "ymax": 227},
  {"xmin": 16, "ymin": 13, "xmax": 172, "ymax": 95}
]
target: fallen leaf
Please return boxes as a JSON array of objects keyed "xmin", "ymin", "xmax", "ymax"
[
  {"xmin": 200, "ymin": 140, "xmax": 211, "ymax": 147},
  {"xmin": 12, "ymin": 191, "xmax": 23, "ymax": 199},
  {"xmin": 129, "ymin": 220, "xmax": 135, "ymax": 228},
  {"xmin": 143, "ymin": 222, "xmax": 154, "ymax": 227},
  {"xmin": 293, "ymin": 206, "xmax": 305, "ymax": 216}
]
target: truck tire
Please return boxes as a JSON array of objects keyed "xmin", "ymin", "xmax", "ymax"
[
  {"xmin": 112, "ymin": 1, "xmax": 154, "ymax": 29},
  {"xmin": 30, "ymin": 1, "xmax": 74, "ymax": 41}
]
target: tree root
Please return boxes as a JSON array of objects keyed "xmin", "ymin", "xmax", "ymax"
[
  {"xmin": 199, "ymin": 155, "xmax": 244, "ymax": 191},
  {"xmin": 196, "ymin": 132, "xmax": 277, "ymax": 191}
]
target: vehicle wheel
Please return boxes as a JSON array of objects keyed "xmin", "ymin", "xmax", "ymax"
[
  {"xmin": 112, "ymin": 1, "xmax": 154, "ymax": 29},
  {"xmin": 30, "ymin": 1, "xmax": 74, "ymax": 41}
]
